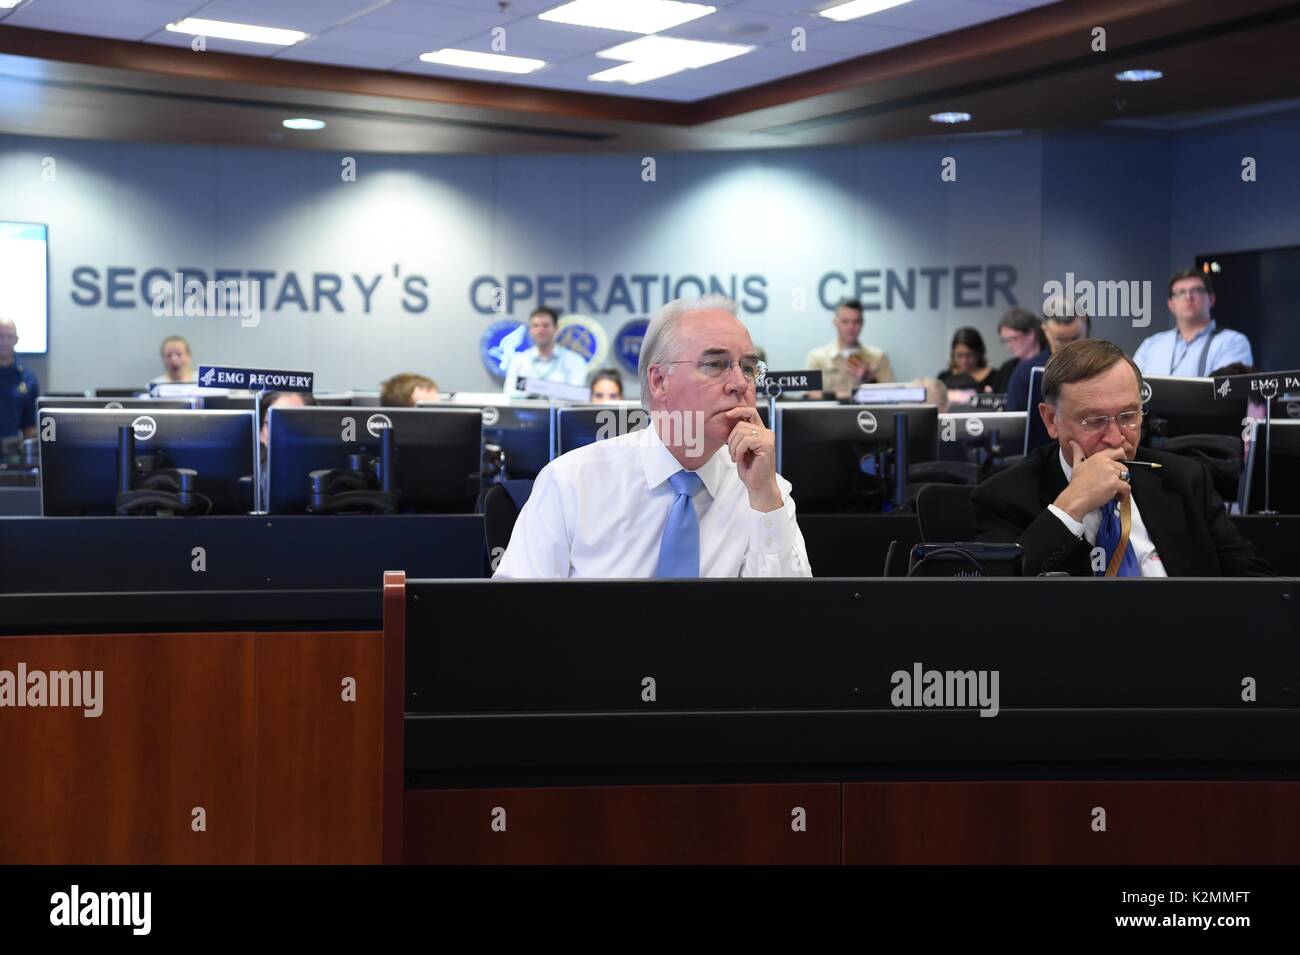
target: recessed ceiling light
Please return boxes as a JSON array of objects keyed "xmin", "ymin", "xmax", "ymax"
[
  {"xmin": 419, "ymin": 49, "xmax": 546, "ymax": 74},
  {"xmin": 0, "ymin": 0, "xmax": 27, "ymax": 10},
  {"xmin": 165, "ymin": 17, "xmax": 307, "ymax": 46},
  {"xmin": 540, "ymin": 0, "xmax": 715, "ymax": 34},
  {"xmin": 283, "ymin": 118, "xmax": 325, "ymax": 130},
  {"xmin": 1115, "ymin": 69, "xmax": 1163, "ymax": 82},
  {"xmin": 596, "ymin": 35, "xmax": 753, "ymax": 69},
  {"xmin": 929, "ymin": 112, "xmax": 972, "ymax": 124},
  {"xmin": 818, "ymin": 0, "xmax": 915, "ymax": 22}
]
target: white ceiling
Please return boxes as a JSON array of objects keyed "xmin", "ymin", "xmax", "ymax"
[{"xmin": 0, "ymin": 0, "xmax": 1059, "ymax": 102}]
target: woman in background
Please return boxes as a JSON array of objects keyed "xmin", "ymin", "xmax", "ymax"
[
  {"xmin": 937, "ymin": 327, "xmax": 996, "ymax": 399},
  {"xmin": 152, "ymin": 334, "xmax": 196, "ymax": 384},
  {"xmin": 589, "ymin": 368, "xmax": 624, "ymax": 403}
]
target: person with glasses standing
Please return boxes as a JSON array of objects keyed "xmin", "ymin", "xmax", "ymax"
[
  {"xmin": 494, "ymin": 295, "xmax": 812, "ymax": 579},
  {"xmin": 1133, "ymin": 268, "xmax": 1253, "ymax": 377},
  {"xmin": 971, "ymin": 339, "xmax": 1270, "ymax": 577},
  {"xmin": 997, "ymin": 308, "xmax": 1052, "ymax": 412}
]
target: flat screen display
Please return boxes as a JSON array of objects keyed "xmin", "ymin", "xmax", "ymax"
[{"xmin": 0, "ymin": 220, "xmax": 49, "ymax": 354}]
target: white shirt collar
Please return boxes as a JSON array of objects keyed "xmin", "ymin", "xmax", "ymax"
[
  {"xmin": 636, "ymin": 422, "xmax": 726, "ymax": 499},
  {"xmin": 1058, "ymin": 447, "xmax": 1073, "ymax": 482}
]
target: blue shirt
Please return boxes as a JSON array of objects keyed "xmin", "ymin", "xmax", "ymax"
[
  {"xmin": 0, "ymin": 361, "xmax": 40, "ymax": 439},
  {"xmin": 503, "ymin": 346, "xmax": 588, "ymax": 395},
  {"xmin": 1133, "ymin": 320, "xmax": 1253, "ymax": 378},
  {"xmin": 1005, "ymin": 347, "xmax": 1050, "ymax": 412}
]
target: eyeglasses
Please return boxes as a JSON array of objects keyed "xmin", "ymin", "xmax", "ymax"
[
  {"xmin": 1170, "ymin": 287, "xmax": 1208, "ymax": 300},
  {"xmin": 662, "ymin": 357, "xmax": 767, "ymax": 384},
  {"xmin": 999, "ymin": 332, "xmax": 1027, "ymax": 345},
  {"xmin": 1060, "ymin": 409, "xmax": 1143, "ymax": 434}
]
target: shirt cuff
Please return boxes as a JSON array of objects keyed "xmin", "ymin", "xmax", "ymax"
[
  {"xmin": 750, "ymin": 499, "xmax": 795, "ymax": 555},
  {"xmin": 1047, "ymin": 504, "xmax": 1085, "ymax": 538}
]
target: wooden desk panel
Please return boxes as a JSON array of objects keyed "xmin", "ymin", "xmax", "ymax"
[
  {"xmin": 0, "ymin": 629, "xmax": 384, "ymax": 864},
  {"xmin": 0, "ymin": 632, "xmax": 257, "ymax": 864},
  {"xmin": 843, "ymin": 781, "xmax": 1300, "ymax": 864},
  {"xmin": 405, "ymin": 784, "xmax": 841, "ymax": 864},
  {"xmin": 254, "ymin": 631, "xmax": 384, "ymax": 864}
]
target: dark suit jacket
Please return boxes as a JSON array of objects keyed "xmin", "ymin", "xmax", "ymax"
[{"xmin": 971, "ymin": 443, "xmax": 1273, "ymax": 577}]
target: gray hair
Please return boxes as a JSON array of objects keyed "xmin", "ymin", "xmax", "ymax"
[{"xmin": 638, "ymin": 294, "xmax": 739, "ymax": 407}]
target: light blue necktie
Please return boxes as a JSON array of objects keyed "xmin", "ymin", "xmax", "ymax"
[{"xmin": 654, "ymin": 470, "xmax": 705, "ymax": 578}]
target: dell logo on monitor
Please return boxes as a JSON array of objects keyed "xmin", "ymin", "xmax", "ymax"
[
  {"xmin": 1139, "ymin": 380, "xmax": 1153, "ymax": 405},
  {"xmin": 366, "ymin": 413, "xmax": 393, "ymax": 438},
  {"xmin": 857, "ymin": 411, "xmax": 878, "ymax": 435},
  {"xmin": 481, "ymin": 407, "xmax": 500, "ymax": 426},
  {"xmin": 965, "ymin": 416, "xmax": 984, "ymax": 438},
  {"xmin": 131, "ymin": 416, "xmax": 157, "ymax": 441}
]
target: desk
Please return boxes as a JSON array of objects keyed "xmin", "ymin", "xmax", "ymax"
[
  {"xmin": 0, "ymin": 590, "xmax": 394, "ymax": 864},
  {"xmin": 397, "ymin": 577, "xmax": 1300, "ymax": 864}
]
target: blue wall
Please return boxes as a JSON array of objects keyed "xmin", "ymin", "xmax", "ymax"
[{"xmin": 3, "ymin": 105, "xmax": 1298, "ymax": 394}]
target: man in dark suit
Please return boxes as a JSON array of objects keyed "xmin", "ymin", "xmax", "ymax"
[{"xmin": 972, "ymin": 338, "xmax": 1271, "ymax": 577}]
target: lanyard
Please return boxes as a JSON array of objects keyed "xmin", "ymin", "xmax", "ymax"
[{"xmin": 1169, "ymin": 324, "xmax": 1221, "ymax": 377}]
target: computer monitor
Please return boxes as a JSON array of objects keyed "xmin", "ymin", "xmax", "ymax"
[
  {"xmin": 1141, "ymin": 375, "xmax": 1249, "ymax": 443},
  {"xmin": 1024, "ymin": 367, "xmax": 1054, "ymax": 454},
  {"xmin": 1241, "ymin": 419, "xmax": 1300, "ymax": 515},
  {"xmin": 348, "ymin": 392, "xmax": 385, "ymax": 407},
  {"xmin": 313, "ymin": 394, "xmax": 353, "ymax": 407},
  {"xmin": 938, "ymin": 411, "xmax": 1028, "ymax": 463},
  {"xmin": 776, "ymin": 404, "xmax": 939, "ymax": 513},
  {"xmin": 467, "ymin": 401, "xmax": 552, "ymax": 481},
  {"xmin": 38, "ymin": 409, "xmax": 255, "ymax": 516},
  {"xmin": 555, "ymin": 403, "xmax": 649, "ymax": 457},
  {"xmin": 267, "ymin": 406, "xmax": 482, "ymax": 514},
  {"xmin": 37, "ymin": 397, "xmax": 196, "ymax": 410},
  {"xmin": 201, "ymin": 395, "xmax": 256, "ymax": 411},
  {"xmin": 94, "ymin": 388, "xmax": 146, "ymax": 398}
]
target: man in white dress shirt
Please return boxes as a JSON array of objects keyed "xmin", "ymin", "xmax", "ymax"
[
  {"xmin": 494, "ymin": 295, "xmax": 812, "ymax": 579},
  {"xmin": 502, "ymin": 307, "xmax": 589, "ymax": 396}
]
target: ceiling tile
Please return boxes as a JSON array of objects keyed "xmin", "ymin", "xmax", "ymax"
[
  {"xmin": 192, "ymin": 0, "xmax": 384, "ymax": 34},
  {"xmin": 349, "ymin": 0, "xmax": 511, "ymax": 36},
  {"xmin": 3, "ymin": 10, "xmax": 166, "ymax": 40},
  {"xmin": 5, "ymin": 0, "xmax": 197, "ymax": 29}
]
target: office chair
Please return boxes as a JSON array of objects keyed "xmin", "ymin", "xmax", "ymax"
[{"xmin": 916, "ymin": 483, "xmax": 979, "ymax": 543}]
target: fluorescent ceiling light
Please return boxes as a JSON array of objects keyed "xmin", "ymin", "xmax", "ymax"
[
  {"xmin": 540, "ymin": 0, "xmax": 715, "ymax": 34},
  {"xmin": 929, "ymin": 111, "xmax": 972, "ymax": 124},
  {"xmin": 283, "ymin": 118, "xmax": 325, "ymax": 130},
  {"xmin": 589, "ymin": 61, "xmax": 688, "ymax": 84},
  {"xmin": 419, "ymin": 49, "xmax": 546, "ymax": 74},
  {"xmin": 0, "ymin": 1, "xmax": 27, "ymax": 10},
  {"xmin": 1115, "ymin": 69, "xmax": 1163, "ymax": 82},
  {"xmin": 818, "ymin": 0, "xmax": 915, "ymax": 22},
  {"xmin": 165, "ymin": 17, "xmax": 307, "ymax": 46},
  {"xmin": 596, "ymin": 35, "xmax": 752, "ymax": 69}
]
